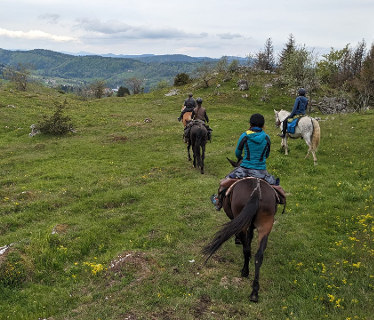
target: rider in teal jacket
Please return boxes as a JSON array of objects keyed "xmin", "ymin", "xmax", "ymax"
[
  {"xmin": 235, "ymin": 127, "xmax": 270, "ymax": 171},
  {"xmin": 211, "ymin": 113, "xmax": 278, "ymax": 211}
]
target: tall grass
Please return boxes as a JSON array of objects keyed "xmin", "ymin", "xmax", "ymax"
[{"xmin": 0, "ymin": 77, "xmax": 373, "ymax": 319}]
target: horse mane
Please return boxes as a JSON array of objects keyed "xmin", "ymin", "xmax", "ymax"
[{"xmin": 275, "ymin": 109, "xmax": 290, "ymax": 122}]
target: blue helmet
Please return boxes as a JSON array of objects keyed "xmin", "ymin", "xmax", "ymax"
[{"xmin": 298, "ymin": 88, "xmax": 306, "ymax": 96}]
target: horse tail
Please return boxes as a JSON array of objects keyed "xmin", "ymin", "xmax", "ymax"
[
  {"xmin": 202, "ymin": 195, "xmax": 259, "ymax": 262},
  {"xmin": 194, "ymin": 128, "xmax": 202, "ymax": 164},
  {"xmin": 311, "ymin": 118, "xmax": 320, "ymax": 151}
]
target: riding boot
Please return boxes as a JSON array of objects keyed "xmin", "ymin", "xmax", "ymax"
[{"xmin": 210, "ymin": 188, "xmax": 227, "ymax": 211}]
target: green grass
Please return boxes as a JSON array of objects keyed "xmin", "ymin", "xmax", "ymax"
[{"xmin": 0, "ymin": 77, "xmax": 373, "ymax": 320}]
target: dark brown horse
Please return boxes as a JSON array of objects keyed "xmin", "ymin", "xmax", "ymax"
[
  {"xmin": 188, "ymin": 121, "xmax": 207, "ymax": 174},
  {"xmin": 202, "ymin": 175, "xmax": 279, "ymax": 302}
]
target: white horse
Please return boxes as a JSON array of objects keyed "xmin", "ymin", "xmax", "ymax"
[{"xmin": 274, "ymin": 109, "xmax": 321, "ymax": 165}]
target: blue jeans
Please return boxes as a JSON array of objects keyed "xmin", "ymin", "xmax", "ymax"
[{"xmin": 226, "ymin": 167, "xmax": 278, "ymax": 185}]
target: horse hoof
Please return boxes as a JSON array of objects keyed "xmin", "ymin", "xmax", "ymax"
[
  {"xmin": 241, "ymin": 270, "xmax": 249, "ymax": 278},
  {"xmin": 201, "ymin": 169, "xmax": 204, "ymax": 174},
  {"xmin": 249, "ymin": 294, "xmax": 259, "ymax": 303}
]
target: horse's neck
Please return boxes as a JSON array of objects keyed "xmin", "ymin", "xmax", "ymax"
[{"xmin": 279, "ymin": 111, "xmax": 290, "ymax": 122}]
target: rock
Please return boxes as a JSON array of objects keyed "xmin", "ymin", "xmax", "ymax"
[
  {"xmin": 237, "ymin": 79, "xmax": 249, "ymax": 91},
  {"xmin": 318, "ymin": 96, "xmax": 353, "ymax": 114},
  {"xmin": 164, "ymin": 89, "xmax": 179, "ymax": 96}
]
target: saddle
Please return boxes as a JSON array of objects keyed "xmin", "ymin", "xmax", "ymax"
[
  {"xmin": 224, "ymin": 177, "xmax": 287, "ymax": 206},
  {"xmin": 286, "ymin": 116, "xmax": 304, "ymax": 134}
]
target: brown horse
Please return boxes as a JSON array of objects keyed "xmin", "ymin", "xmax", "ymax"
[
  {"xmin": 202, "ymin": 176, "xmax": 279, "ymax": 302},
  {"xmin": 182, "ymin": 111, "xmax": 192, "ymax": 127},
  {"xmin": 181, "ymin": 107, "xmax": 193, "ymax": 160}
]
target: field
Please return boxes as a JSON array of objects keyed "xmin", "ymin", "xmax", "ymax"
[{"xmin": 0, "ymin": 76, "xmax": 373, "ymax": 320}]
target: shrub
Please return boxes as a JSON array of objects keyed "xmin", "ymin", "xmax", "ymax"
[
  {"xmin": 117, "ymin": 86, "xmax": 130, "ymax": 97},
  {"xmin": 37, "ymin": 100, "xmax": 75, "ymax": 135},
  {"xmin": 174, "ymin": 73, "xmax": 190, "ymax": 86}
]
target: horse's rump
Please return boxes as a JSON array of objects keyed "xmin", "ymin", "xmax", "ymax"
[
  {"xmin": 225, "ymin": 177, "xmax": 285, "ymax": 206},
  {"xmin": 226, "ymin": 178, "xmax": 278, "ymax": 217}
]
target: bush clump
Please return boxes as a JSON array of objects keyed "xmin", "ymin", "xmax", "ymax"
[
  {"xmin": 174, "ymin": 73, "xmax": 190, "ymax": 86},
  {"xmin": 37, "ymin": 101, "xmax": 75, "ymax": 135}
]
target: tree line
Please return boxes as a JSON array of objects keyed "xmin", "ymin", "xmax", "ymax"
[
  {"xmin": 174, "ymin": 35, "xmax": 374, "ymax": 112},
  {"xmin": 1, "ymin": 36, "xmax": 373, "ymax": 110}
]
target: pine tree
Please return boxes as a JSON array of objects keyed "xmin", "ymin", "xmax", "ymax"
[{"xmin": 279, "ymin": 34, "xmax": 296, "ymax": 69}]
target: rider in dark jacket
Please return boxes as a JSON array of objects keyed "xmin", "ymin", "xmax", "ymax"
[
  {"xmin": 184, "ymin": 97, "xmax": 212, "ymax": 141},
  {"xmin": 279, "ymin": 88, "xmax": 308, "ymax": 137},
  {"xmin": 178, "ymin": 93, "xmax": 197, "ymax": 121}
]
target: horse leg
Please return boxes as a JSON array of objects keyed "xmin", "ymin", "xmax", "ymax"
[
  {"xmin": 240, "ymin": 225, "xmax": 254, "ymax": 278},
  {"xmin": 249, "ymin": 233, "xmax": 269, "ymax": 302},
  {"xmin": 305, "ymin": 146, "xmax": 318, "ymax": 165},
  {"xmin": 193, "ymin": 141, "xmax": 201, "ymax": 169},
  {"xmin": 187, "ymin": 142, "xmax": 192, "ymax": 161},
  {"xmin": 200, "ymin": 143, "xmax": 205, "ymax": 174},
  {"xmin": 304, "ymin": 135, "xmax": 318, "ymax": 165},
  {"xmin": 192, "ymin": 143, "xmax": 197, "ymax": 168},
  {"xmin": 283, "ymin": 137, "xmax": 288, "ymax": 155},
  {"xmin": 312, "ymin": 151, "xmax": 318, "ymax": 165}
]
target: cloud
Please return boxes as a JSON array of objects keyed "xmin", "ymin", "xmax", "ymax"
[
  {"xmin": 38, "ymin": 13, "xmax": 61, "ymax": 24},
  {"xmin": 217, "ymin": 33, "xmax": 243, "ymax": 40},
  {"xmin": 0, "ymin": 28, "xmax": 77, "ymax": 42},
  {"xmin": 76, "ymin": 19, "xmax": 208, "ymax": 40}
]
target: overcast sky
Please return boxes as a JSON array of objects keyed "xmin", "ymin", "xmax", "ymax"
[{"xmin": 0, "ymin": 0, "xmax": 373, "ymax": 58}]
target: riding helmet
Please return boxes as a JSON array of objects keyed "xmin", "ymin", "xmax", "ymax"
[
  {"xmin": 298, "ymin": 88, "xmax": 306, "ymax": 96},
  {"xmin": 196, "ymin": 97, "xmax": 203, "ymax": 104}
]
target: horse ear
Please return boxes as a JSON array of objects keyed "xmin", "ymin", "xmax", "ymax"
[{"xmin": 274, "ymin": 109, "xmax": 277, "ymax": 114}]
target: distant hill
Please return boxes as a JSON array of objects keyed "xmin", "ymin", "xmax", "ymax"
[
  {"xmin": 0, "ymin": 48, "xmax": 247, "ymax": 91},
  {"xmin": 100, "ymin": 53, "xmax": 215, "ymax": 63}
]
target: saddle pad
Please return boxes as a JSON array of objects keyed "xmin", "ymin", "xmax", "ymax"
[{"xmin": 287, "ymin": 118, "xmax": 299, "ymax": 134}]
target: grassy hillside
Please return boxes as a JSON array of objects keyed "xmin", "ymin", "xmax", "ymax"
[
  {"xmin": 0, "ymin": 49, "xmax": 218, "ymax": 91},
  {"xmin": 0, "ymin": 75, "xmax": 373, "ymax": 320}
]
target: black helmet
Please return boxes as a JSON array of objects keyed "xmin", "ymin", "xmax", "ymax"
[
  {"xmin": 249, "ymin": 113, "xmax": 265, "ymax": 127},
  {"xmin": 188, "ymin": 93, "xmax": 193, "ymax": 97},
  {"xmin": 196, "ymin": 97, "xmax": 203, "ymax": 104},
  {"xmin": 298, "ymin": 88, "xmax": 306, "ymax": 96}
]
